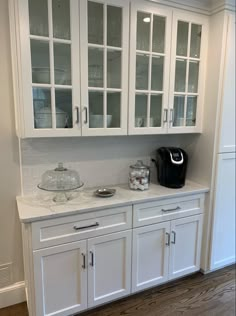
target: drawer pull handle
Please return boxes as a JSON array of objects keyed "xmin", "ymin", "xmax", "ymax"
[
  {"xmin": 81, "ymin": 253, "xmax": 86, "ymax": 269},
  {"xmin": 161, "ymin": 206, "xmax": 181, "ymax": 213},
  {"xmin": 73, "ymin": 222, "xmax": 99, "ymax": 231},
  {"xmin": 171, "ymin": 231, "xmax": 176, "ymax": 244},
  {"xmin": 90, "ymin": 251, "xmax": 94, "ymax": 267},
  {"xmin": 165, "ymin": 232, "xmax": 170, "ymax": 246}
]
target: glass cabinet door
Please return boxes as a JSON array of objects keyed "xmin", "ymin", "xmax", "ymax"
[
  {"xmin": 27, "ymin": 0, "xmax": 80, "ymax": 135},
  {"xmin": 129, "ymin": 3, "xmax": 171, "ymax": 134},
  {"xmin": 169, "ymin": 13, "xmax": 207, "ymax": 132},
  {"xmin": 80, "ymin": 0, "xmax": 129, "ymax": 136}
]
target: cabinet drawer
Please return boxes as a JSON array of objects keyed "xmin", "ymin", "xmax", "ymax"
[
  {"xmin": 133, "ymin": 194, "xmax": 204, "ymax": 228},
  {"xmin": 32, "ymin": 206, "xmax": 132, "ymax": 249}
]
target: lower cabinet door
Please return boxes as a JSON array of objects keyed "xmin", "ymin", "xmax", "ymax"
[
  {"xmin": 33, "ymin": 240, "xmax": 87, "ymax": 316},
  {"xmin": 88, "ymin": 230, "xmax": 132, "ymax": 307},
  {"xmin": 132, "ymin": 222, "xmax": 170, "ymax": 293},
  {"xmin": 169, "ymin": 215, "xmax": 203, "ymax": 280}
]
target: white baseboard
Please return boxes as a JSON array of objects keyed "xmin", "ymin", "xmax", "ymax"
[{"xmin": 0, "ymin": 281, "xmax": 26, "ymax": 309}]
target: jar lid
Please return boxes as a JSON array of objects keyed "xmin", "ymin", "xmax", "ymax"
[{"xmin": 130, "ymin": 160, "xmax": 149, "ymax": 169}]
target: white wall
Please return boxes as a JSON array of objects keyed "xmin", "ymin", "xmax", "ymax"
[{"xmin": 0, "ymin": 0, "xmax": 24, "ymax": 303}]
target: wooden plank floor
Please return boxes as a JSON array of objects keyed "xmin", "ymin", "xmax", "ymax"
[{"xmin": 0, "ymin": 265, "xmax": 235, "ymax": 316}]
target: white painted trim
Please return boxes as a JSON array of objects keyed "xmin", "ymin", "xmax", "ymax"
[{"xmin": 0, "ymin": 282, "xmax": 26, "ymax": 309}]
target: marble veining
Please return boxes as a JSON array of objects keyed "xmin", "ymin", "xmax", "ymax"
[{"xmin": 17, "ymin": 180, "xmax": 209, "ymax": 223}]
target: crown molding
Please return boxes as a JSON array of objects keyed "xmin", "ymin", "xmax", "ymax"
[{"xmin": 147, "ymin": 0, "xmax": 235, "ymax": 15}]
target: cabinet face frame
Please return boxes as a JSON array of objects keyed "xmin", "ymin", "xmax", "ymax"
[
  {"xmin": 14, "ymin": 0, "xmax": 81, "ymax": 138},
  {"xmin": 128, "ymin": 2, "xmax": 172, "ymax": 135},
  {"xmin": 33, "ymin": 240, "xmax": 87, "ymax": 316},
  {"xmin": 80, "ymin": 0, "xmax": 129, "ymax": 136},
  {"xmin": 168, "ymin": 11, "xmax": 208, "ymax": 134}
]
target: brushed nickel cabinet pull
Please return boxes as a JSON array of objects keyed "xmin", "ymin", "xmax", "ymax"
[
  {"xmin": 81, "ymin": 253, "xmax": 86, "ymax": 269},
  {"xmin": 84, "ymin": 106, "xmax": 88, "ymax": 124},
  {"xmin": 171, "ymin": 231, "xmax": 176, "ymax": 244},
  {"xmin": 165, "ymin": 232, "xmax": 170, "ymax": 246},
  {"xmin": 90, "ymin": 251, "xmax": 94, "ymax": 267},
  {"xmin": 161, "ymin": 206, "xmax": 181, "ymax": 213},
  {"xmin": 163, "ymin": 109, "xmax": 168, "ymax": 123},
  {"xmin": 75, "ymin": 106, "xmax": 80, "ymax": 124},
  {"xmin": 73, "ymin": 222, "xmax": 99, "ymax": 231}
]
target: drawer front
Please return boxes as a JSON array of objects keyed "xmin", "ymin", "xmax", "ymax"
[
  {"xmin": 32, "ymin": 206, "xmax": 132, "ymax": 249},
  {"xmin": 133, "ymin": 194, "xmax": 204, "ymax": 228}
]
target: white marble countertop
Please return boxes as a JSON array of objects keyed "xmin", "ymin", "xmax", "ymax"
[{"xmin": 17, "ymin": 180, "xmax": 209, "ymax": 223}]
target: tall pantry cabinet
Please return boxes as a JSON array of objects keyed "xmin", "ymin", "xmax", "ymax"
[{"xmin": 209, "ymin": 12, "xmax": 235, "ymax": 270}]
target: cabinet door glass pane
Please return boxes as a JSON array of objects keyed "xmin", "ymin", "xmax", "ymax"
[
  {"xmin": 150, "ymin": 95, "xmax": 162, "ymax": 127},
  {"xmin": 173, "ymin": 95, "xmax": 185, "ymax": 126},
  {"xmin": 55, "ymin": 89, "xmax": 72, "ymax": 128},
  {"xmin": 151, "ymin": 56, "xmax": 164, "ymax": 91},
  {"xmin": 52, "ymin": 0, "xmax": 71, "ymax": 40},
  {"xmin": 33, "ymin": 88, "xmax": 52, "ymax": 129},
  {"xmin": 186, "ymin": 96, "xmax": 197, "ymax": 126},
  {"xmin": 174, "ymin": 59, "xmax": 187, "ymax": 92},
  {"xmin": 135, "ymin": 94, "xmax": 147, "ymax": 127},
  {"xmin": 190, "ymin": 24, "xmax": 202, "ymax": 58},
  {"xmin": 107, "ymin": 92, "xmax": 121, "ymax": 128},
  {"xmin": 107, "ymin": 6, "xmax": 122, "ymax": 47},
  {"xmin": 136, "ymin": 54, "xmax": 149, "ymax": 90},
  {"xmin": 188, "ymin": 61, "xmax": 199, "ymax": 93},
  {"xmin": 107, "ymin": 50, "xmax": 121, "ymax": 89},
  {"xmin": 89, "ymin": 91, "xmax": 104, "ymax": 128},
  {"xmin": 88, "ymin": 48, "xmax": 104, "ymax": 87},
  {"xmin": 152, "ymin": 16, "xmax": 165, "ymax": 53},
  {"xmin": 31, "ymin": 40, "xmax": 50, "ymax": 84},
  {"xmin": 88, "ymin": 1, "xmax": 103, "ymax": 45},
  {"xmin": 54, "ymin": 43, "xmax": 71, "ymax": 85},
  {"xmin": 136, "ymin": 12, "xmax": 151, "ymax": 51},
  {"xmin": 29, "ymin": 0, "xmax": 49, "ymax": 36},
  {"xmin": 176, "ymin": 21, "xmax": 189, "ymax": 56}
]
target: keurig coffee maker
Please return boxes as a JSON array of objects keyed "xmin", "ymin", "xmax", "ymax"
[{"xmin": 153, "ymin": 147, "xmax": 188, "ymax": 188}]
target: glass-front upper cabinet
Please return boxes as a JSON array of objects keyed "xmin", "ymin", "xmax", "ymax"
[
  {"xmin": 17, "ymin": 0, "xmax": 81, "ymax": 137},
  {"xmin": 129, "ymin": 3, "xmax": 172, "ymax": 135},
  {"xmin": 80, "ymin": 0, "xmax": 129, "ymax": 136},
  {"xmin": 168, "ymin": 12, "xmax": 208, "ymax": 133}
]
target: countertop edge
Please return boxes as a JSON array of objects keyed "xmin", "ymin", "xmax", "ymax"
[{"xmin": 17, "ymin": 183, "xmax": 209, "ymax": 223}]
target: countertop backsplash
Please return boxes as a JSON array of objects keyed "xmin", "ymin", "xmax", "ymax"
[{"xmin": 20, "ymin": 134, "xmax": 198, "ymax": 195}]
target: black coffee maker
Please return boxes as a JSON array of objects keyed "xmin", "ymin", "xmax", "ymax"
[{"xmin": 153, "ymin": 147, "xmax": 188, "ymax": 188}]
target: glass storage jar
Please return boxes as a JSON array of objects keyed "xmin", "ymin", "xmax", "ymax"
[{"xmin": 129, "ymin": 160, "xmax": 150, "ymax": 191}]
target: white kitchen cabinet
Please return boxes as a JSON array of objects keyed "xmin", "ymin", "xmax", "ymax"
[
  {"xmin": 9, "ymin": 0, "xmax": 129, "ymax": 137},
  {"xmin": 218, "ymin": 14, "xmax": 235, "ymax": 153},
  {"xmin": 33, "ymin": 240, "xmax": 87, "ymax": 316},
  {"xmin": 128, "ymin": 2, "xmax": 172, "ymax": 135},
  {"xmin": 88, "ymin": 230, "xmax": 132, "ymax": 307},
  {"xmin": 168, "ymin": 11, "xmax": 208, "ymax": 134},
  {"xmin": 210, "ymin": 153, "xmax": 236, "ymax": 270},
  {"xmin": 80, "ymin": 0, "xmax": 129, "ymax": 136},
  {"xmin": 132, "ymin": 222, "xmax": 170, "ymax": 292},
  {"xmin": 169, "ymin": 214, "xmax": 203, "ymax": 280},
  {"xmin": 129, "ymin": 4, "xmax": 208, "ymax": 135}
]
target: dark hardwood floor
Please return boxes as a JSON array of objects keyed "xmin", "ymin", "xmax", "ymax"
[{"xmin": 0, "ymin": 265, "xmax": 235, "ymax": 316}]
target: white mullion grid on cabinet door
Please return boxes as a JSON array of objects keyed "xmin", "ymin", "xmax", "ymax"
[
  {"xmin": 146, "ymin": 13, "xmax": 154, "ymax": 128},
  {"xmin": 70, "ymin": 0, "xmax": 81, "ymax": 132},
  {"xmin": 80, "ymin": 0, "xmax": 89, "ymax": 135},
  {"xmin": 104, "ymin": 3, "xmax": 107, "ymax": 129},
  {"xmin": 183, "ymin": 22, "xmax": 192, "ymax": 127},
  {"xmin": 48, "ymin": 0, "xmax": 56, "ymax": 129}
]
